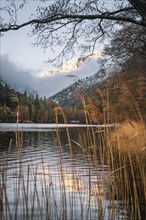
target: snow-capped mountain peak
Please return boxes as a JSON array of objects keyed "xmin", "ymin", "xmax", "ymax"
[{"xmin": 38, "ymin": 51, "xmax": 103, "ymax": 78}]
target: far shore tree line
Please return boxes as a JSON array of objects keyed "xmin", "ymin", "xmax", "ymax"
[{"xmin": 0, "ymin": 83, "xmax": 86, "ymax": 123}]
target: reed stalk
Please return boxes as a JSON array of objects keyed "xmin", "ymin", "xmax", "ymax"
[{"xmin": 0, "ymin": 113, "xmax": 145, "ymax": 220}]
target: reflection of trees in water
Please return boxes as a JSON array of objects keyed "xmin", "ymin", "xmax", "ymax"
[
  {"xmin": 0, "ymin": 131, "xmax": 55, "ymax": 153},
  {"xmin": 22, "ymin": 131, "xmax": 56, "ymax": 148},
  {"xmin": 0, "ymin": 128, "xmax": 98, "ymax": 160},
  {"xmin": 57, "ymin": 128, "xmax": 86, "ymax": 154},
  {"xmin": 0, "ymin": 132, "xmax": 16, "ymax": 152},
  {"xmin": 0, "ymin": 126, "xmax": 98, "ymax": 148}
]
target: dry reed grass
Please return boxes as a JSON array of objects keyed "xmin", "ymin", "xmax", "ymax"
[
  {"xmin": 108, "ymin": 121, "xmax": 146, "ymax": 153},
  {"xmin": 0, "ymin": 111, "xmax": 145, "ymax": 220},
  {"xmin": 105, "ymin": 120, "xmax": 146, "ymax": 220}
]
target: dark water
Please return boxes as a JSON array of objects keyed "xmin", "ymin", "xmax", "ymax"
[{"xmin": 0, "ymin": 125, "xmax": 127, "ymax": 220}]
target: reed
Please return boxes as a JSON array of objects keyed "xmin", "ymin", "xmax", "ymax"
[
  {"xmin": 105, "ymin": 121, "xmax": 146, "ymax": 220},
  {"xmin": 0, "ymin": 112, "xmax": 145, "ymax": 220}
]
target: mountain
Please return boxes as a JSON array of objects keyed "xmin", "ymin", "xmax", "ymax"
[
  {"xmin": 34, "ymin": 51, "xmax": 109, "ymax": 97},
  {"xmin": 50, "ymin": 67, "xmax": 107, "ymax": 107},
  {"xmin": 49, "ymin": 52, "xmax": 113, "ymax": 107},
  {"xmin": 1, "ymin": 54, "xmax": 145, "ymax": 124},
  {"xmin": 50, "ymin": 55, "xmax": 146, "ymax": 123},
  {"xmin": 1, "ymin": 52, "xmax": 106, "ymax": 97},
  {"xmin": 39, "ymin": 51, "xmax": 103, "ymax": 77}
]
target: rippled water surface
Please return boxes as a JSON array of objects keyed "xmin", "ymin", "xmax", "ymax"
[{"xmin": 0, "ymin": 124, "xmax": 127, "ymax": 220}]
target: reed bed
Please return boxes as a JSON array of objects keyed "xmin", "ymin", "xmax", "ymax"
[
  {"xmin": 105, "ymin": 121, "xmax": 146, "ymax": 220},
  {"xmin": 0, "ymin": 119, "xmax": 145, "ymax": 220}
]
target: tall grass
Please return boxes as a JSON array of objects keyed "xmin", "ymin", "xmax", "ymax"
[
  {"xmin": 105, "ymin": 121, "xmax": 146, "ymax": 220},
  {"xmin": 0, "ymin": 112, "xmax": 145, "ymax": 219}
]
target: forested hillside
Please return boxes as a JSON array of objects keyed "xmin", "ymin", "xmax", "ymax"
[
  {"xmin": 0, "ymin": 82, "xmax": 87, "ymax": 123},
  {"xmin": 50, "ymin": 61, "xmax": 146, "ymax": 124},
  {"xmin": 50, "ymin": 68, "xmax": 107, "ymax": 108},
  {"xmin": 0, "ymin": 83, "xmax": 58, "ymax": 123},
  {"xmin": 87, "ymin": 56, "xmax": 146, "ymax": 123}
]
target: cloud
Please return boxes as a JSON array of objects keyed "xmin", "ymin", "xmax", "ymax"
[
  {"xmin": 0, "ymin": 55, "xmax": 35, "ymax": 93},
  {"xmin": 0, "ymin": 55, "xmax": 100, "ymax": 97}
]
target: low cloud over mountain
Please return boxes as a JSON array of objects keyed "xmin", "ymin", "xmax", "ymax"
[{"xmin": 0, "ymin": 53, "xmax": 102, "ymax": 97}]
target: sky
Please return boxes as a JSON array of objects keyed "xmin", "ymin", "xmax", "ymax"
[
  {"xmin": 1, "ymin": 0, "xmax": 53, "ymax": 72},
  {"xmin": 0, "ymin": 0, "xmax": 104, "ymax": 97}
]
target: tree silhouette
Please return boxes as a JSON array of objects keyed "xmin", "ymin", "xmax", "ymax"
[{"xmin": 1, "ymin": 0, "xmax": 146, "ymax": 65}]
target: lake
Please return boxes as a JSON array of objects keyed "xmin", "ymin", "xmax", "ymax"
[{"xmin": 0, "ymin": 123, "xmax": 128, "ymax": 220}]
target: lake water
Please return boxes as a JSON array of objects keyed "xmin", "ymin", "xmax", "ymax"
[{"xmin": 0, "ymin": 123, "xmax": 127, "ymax": 220}]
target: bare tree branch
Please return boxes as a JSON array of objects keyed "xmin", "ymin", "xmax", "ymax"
[
  {"xmin": 0, "ymin": 9, "xmax": 146, "ymax": 33},
  {"xmin": 1, "ymin": 0, "xmax": 146, "ymax": 65}
]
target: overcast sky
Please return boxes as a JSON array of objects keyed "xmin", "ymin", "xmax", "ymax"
[{"xmin": 0, "ymin": 0, "xmax": 103, "ymax": 97}]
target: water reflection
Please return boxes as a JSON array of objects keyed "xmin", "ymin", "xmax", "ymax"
[{"xmin": 0, "ymin": 129, "xmax": 127, "ymax": 220}]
